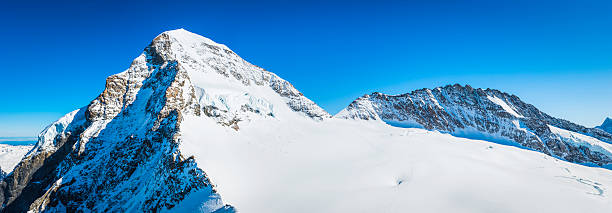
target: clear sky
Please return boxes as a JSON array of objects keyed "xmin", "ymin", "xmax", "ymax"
[{"xmin": 1, "ymin": 0, "xmax": 611, "ymax": 137}]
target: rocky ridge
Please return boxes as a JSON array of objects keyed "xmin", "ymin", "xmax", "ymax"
[{"xmin": 336, "ymin": 84, "xmax": 612, "ymax": 167}]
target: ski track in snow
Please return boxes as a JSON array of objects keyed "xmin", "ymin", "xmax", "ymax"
[{"xmin": 555, "ymin": 175, "xmax": 605, "ymax": 196}]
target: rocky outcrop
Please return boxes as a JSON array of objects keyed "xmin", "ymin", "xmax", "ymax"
[{"xmin": 337, "ymin": 84, "xmax": 612, "ymax": 167}]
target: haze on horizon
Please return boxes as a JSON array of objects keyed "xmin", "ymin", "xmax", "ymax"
[{"xmin": 1, "ymin": 0, "xmax": 611, "ymax": 137}]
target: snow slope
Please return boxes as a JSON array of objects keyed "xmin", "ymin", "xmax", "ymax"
[{"xmin": 180, "ymin": 117, "xmax": 612, "ymax": 212}]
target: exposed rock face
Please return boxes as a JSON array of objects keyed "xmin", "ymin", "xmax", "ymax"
[
  {"xmin": 0, "ymin": 29, "xmax": 328, "ymax": 212},
  {"xmin": 337, "ymin": 84, "xmax": 612, "ymax": 167},
  {"xmin": 597, "ymin": 118, "xmax": 612, "ymax": 134}
]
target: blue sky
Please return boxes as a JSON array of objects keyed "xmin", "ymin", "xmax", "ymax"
[{"xmin": 1, "ymin": 0, "xmax": 611, "ymax": 137}]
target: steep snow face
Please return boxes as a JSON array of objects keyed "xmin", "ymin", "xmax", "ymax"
[
  {"xmin": 597, "ymin": 118, "xmax": 612, "ymax": 134},
  {"xmin": 179, "ymin": 118, "xmax": 612, "ymax": 213},
  {"xmin": 337, "ymin": 84, "xmax": 612, "ymax": 167},
  {"xmin": 0, "ymin": 144, "xmax": 33, "ymax": 174},
  {"xmin": 0, "ymin": 29, "xmax": 330, "ymax": 212}
]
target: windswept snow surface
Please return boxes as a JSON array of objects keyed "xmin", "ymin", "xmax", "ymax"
[{"xmin": 180, "ymin": 117, "xmax": 612, "ymax": 213}]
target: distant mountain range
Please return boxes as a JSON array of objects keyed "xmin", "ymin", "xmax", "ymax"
[
  {"xmin": 1, "ymin": 29, "xmax": 610, "ymax": 212},
  {"xmin": 0, "ymin": 137, "xmax": 37, "ymax": 146}
]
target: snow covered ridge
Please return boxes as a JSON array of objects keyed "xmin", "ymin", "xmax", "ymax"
[{"xmin": 337, "ymin": 84, "xmax": 612, "ymax": 167}]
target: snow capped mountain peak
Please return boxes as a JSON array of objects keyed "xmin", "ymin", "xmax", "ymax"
[
  {"xmin": 597, "ymin": 117, "xmax": 612, "ymax": 134},
  {"xmin": 145, "ymin": 28, "xmax": 330, "ymax": 121},
  {"xmin": 0, "ymin": 29, "xmax": 330, "ymax": 212}
]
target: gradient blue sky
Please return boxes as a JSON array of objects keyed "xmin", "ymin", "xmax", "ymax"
[{"xmin": 1, "ymin": 0, "xmax": 611, "ymax": 137}]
